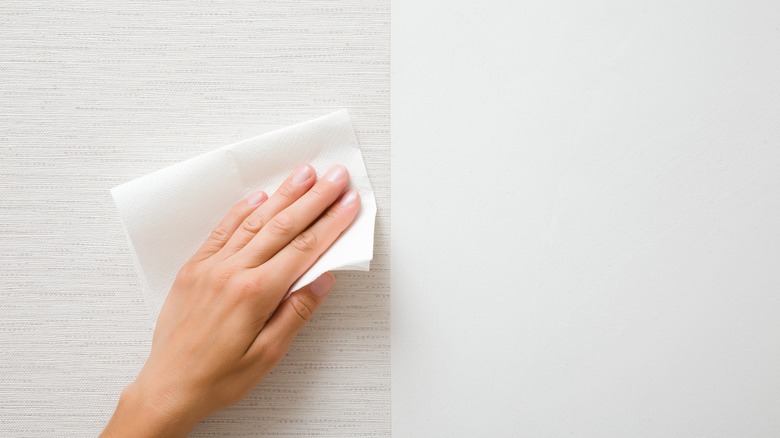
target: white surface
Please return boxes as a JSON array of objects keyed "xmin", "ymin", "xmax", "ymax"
[
  {"xmin": 112, "ymin": 110, "xmax": 377, "ymax": 320},
  {"xmin": 0, "ymin": 1, "xmax": 388, "ymax": 436},
  {"xmin": 392, "ymin": 0, "xmax": 780, "ymax": 436}
]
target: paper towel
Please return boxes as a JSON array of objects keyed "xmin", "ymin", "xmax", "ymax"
[{"xmin": 111, "ymin": 110, "xmax": 376, "ymax": 320}]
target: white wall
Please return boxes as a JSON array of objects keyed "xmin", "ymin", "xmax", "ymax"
[{"xmin": 392, "ymin": 1, "xmax": 780, "ymax": 436}]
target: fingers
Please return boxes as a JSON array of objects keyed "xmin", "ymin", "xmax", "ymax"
[
  {"xmin": 260, "ymin": 189, "xmax": 360, "ymax": 288},
  {"xmin": 190, "ymin": 191, "xmax": 267, "ymax": 262},
  {"xmin": 245, "ymin": 272, "xmax": 335, "ymax": 362},
  {"xmin": 236, "ymin": 165, "xmax": 350, "ymax": 267},
  {"xmin": 217, "ymin": 164, "xmax": 316, "ymax": 258}
]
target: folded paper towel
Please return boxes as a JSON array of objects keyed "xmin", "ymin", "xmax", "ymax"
[{"xmin": 112, "ymin": 110, "xmax": 376, "ymax": 320}]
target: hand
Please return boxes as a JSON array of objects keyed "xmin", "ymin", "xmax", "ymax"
[{"xmin": 101, "ymin": 164, "xmax": 360, "ymax": 437}]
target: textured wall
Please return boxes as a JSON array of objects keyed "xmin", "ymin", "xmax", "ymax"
[{"xmin": 0, "ymin": 1, "xmax": 389, "ymax": 436}]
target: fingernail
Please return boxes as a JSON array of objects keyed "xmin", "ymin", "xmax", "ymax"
[
  {"xmin": 324, "ymin": 165, "xmax": 348, "ymax": 183},
  {"xmin": 292, "ymin": 164, "xmax": 313, "ymax": 186},
  {"xmin": 340, "ymin": 189, "xmax": 358, "ymax": 207},
  {"xmin": 310, "ymin": 273, "xmax": 335, "ymax": 297},
  {"xmin": 246, "ymin": 191, "xmax": 266, "ymax": 207}
]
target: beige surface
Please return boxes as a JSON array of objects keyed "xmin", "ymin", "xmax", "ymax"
[{"xmin": 0, "ymin": 1, "xmax": 389, "ymax": 436}]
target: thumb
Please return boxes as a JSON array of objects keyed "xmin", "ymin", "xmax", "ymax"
[{"xmin": 255, "ymin": 272, "xmax": 335, "ymax": 355}]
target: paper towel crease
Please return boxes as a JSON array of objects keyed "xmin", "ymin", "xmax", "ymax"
[{"xmin": 111, "ymin": 110, "xmax": 376, "ymax": 320}]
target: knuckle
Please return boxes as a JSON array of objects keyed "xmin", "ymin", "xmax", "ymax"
[
  {"xmin": 241, "ymin": 214, "xmax": 264, "ymax": 234},
  {"xmin": 290, "ymin": 294, "xmax": 317, "ymax": 322},
  {"xmin": 209, "ymin": 266, "xmax": 236, "ymax": 291},
  {"xmin": 321, "ymin": 207, "xmax": 340, "ymax": 223},
  {"xmin": 276, "ymin": 182, "xmax": 296, "ymax": 199},
  {"xmin": 269, "ymin": 213, "xmax": 296, "ymax": 237},
  {"xmin": 236, "ymin": 277, "xmax": 261, "ymax": 299},
  {"xmin": 209, "ymin": 225, "xmax": 231, "ymax": 244},
  {"xmin": 308, "ymin": 185, "xmax": 327, "ymax": 198},
  {"xmin": 231, "ymin": 271, "xmax": 271, "ymax": 302},
  {"xmin": 175, "ymin": 262, "xmax": 198, "ymax": 285},
  {"xmin": 291, "ymin": 230, "xmax": 319, "ymax": 253}
]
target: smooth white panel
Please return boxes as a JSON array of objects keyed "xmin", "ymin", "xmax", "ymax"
[{"xmin": 392, "ymin": 1, "xmax": 780, "ymax": 436}]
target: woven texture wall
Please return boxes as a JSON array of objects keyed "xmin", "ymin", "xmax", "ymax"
[{"xmin": 0, "ymin": 1, "xmax": 389, "ymax": 436}]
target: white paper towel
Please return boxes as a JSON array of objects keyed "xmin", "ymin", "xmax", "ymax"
[{"xmin": 111, "ymin": 110, "xmax": 376, "ymax": 320}]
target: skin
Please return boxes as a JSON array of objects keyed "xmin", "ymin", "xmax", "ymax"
[{"xmin": 101, "ymin": 163, "xmax": 360, "ymax": 437}]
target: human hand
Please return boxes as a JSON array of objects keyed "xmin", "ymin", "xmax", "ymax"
[{"xmin": 101, "ymin": 164, "xmax": 360, "ymax": 437}]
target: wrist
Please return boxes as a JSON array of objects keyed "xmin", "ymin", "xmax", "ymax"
[{"xmin": 102, "ymin": 381, "xmax": 199, "ymax": 438}]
